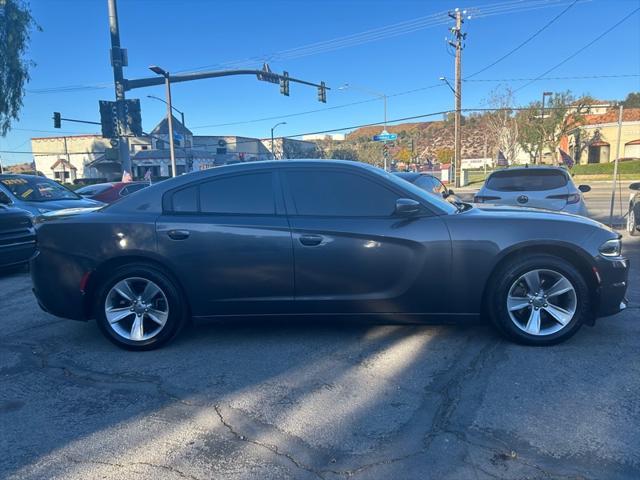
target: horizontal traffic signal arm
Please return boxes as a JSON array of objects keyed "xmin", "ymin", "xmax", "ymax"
[{"xmin": 124, "ymin": 68, "xmax": 329, "ymax": 92}]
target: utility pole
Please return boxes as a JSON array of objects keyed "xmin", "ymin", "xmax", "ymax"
[
  {"xmin": 539, "ymin": 92, "xmax": 552, "ymax": 164},
  {"xmin": 107, "ymin": 0, "xmax": 131, "ymax": 176},
  {"xmin": 271, "ymin": 122, "xmax": 287, "ymax": 160},
  {"xmin": 608, "ymin": 105, "xmax": 624, "ymax": 227},
  {"xmin": 448, "ymin": 8, "xmax": 466, "ymax": 188}
]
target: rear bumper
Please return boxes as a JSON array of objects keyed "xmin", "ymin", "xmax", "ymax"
[
  {"xmin": 595, "ymin": 256, "xmax": 629, "ymax": 317},
  {"xmin": 30, "ymin": 248, "xmax": 92, "ymax": 321}
]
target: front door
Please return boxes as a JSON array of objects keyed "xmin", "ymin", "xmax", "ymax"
[
  {"xmin": 156, "ymin": 170, "xmax": 294, "ymax": 317},
  {"xmin": 281, "ymin": 167, "xmax": 451, "ymax": 316}
]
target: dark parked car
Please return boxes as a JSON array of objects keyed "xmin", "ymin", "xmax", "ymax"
[
  {"xmin": 31, "ymin": 160, "xmax": 628, "ymax": 350},
  {"xmin": 76, "ymin": 181, "xmax": 149, "ymax": 204},
  {"xmin": 0, "ymin": 174, "xmax": 103, "ymax": 215},
  {"xmin": 628, "ymin": 181, "xmax": 640, "ymax": 236},
  {"xmin": 393, "ymin": 172, "xmax": 461, "ymax": 203},
  {"xmin": 0, "ymin": 204, "xmax": 36, "ymax": 269}
]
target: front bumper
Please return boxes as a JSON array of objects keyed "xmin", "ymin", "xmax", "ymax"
[{"xmin": 595, "ymin": 255, "xmax": 629, "ymax": 317}]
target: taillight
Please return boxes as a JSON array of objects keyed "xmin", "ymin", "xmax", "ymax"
[
  {"xmin": 547, "ymin": 193, "xmax": 581, "ymax": 204},
  {"xmin": 474, "ymin": 195, "xmax": 501, "ymax": 203}
]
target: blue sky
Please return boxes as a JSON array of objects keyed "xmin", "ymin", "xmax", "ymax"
[{"xmin": 1, "ymin": 0, "xmax": 639, "ymax": 165}]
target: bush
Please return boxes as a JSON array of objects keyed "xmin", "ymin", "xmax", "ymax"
[{"xmin": 571, "ymin": 160, "xmax": 640, "ymax": 175}]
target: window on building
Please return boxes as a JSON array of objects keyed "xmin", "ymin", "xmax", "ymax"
[
  {"xmin": 216, "ymin": 147, "xmax": 227, "ymax": 155},
  {"xmin": 285, "ymin": 170, "xmax": 399, "ymax": 217}
]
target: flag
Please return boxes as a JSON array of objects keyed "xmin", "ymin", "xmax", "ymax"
[
  {"xmin": 144, "ymin": 169, "xmax": 152, "ymax": 184},
  {"xmin": 559, "ymin": 148, "xmax": 575, "ymax": 168},
  {"xmin": 122, "ymin": 170, "xmax": 132, "ymax": 183},
  {"xmin": 496, "ymin": 150, "xmax": 508, "ymax": 167}
]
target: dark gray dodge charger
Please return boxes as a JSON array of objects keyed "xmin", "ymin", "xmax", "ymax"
[{"xmin": 31, "ymin": 160, "xmax": 629, "ymax": 350}]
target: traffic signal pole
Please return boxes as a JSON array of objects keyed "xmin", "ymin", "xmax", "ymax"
[{"xmin": 107, "ymin": 0, "xmax": 131, "ymax": 176}]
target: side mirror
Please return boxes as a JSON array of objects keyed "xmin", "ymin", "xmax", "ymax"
[
  {"xmin": 630, "ymin": 182, "xmax": 640, "ymax": 191},
  {"xmin": 395, "ymin": 198, "xmax": 421, "ymax": 216},
  {"xmin": 578, "ymin": 184, "xmax": 591, "ymax": 193}
]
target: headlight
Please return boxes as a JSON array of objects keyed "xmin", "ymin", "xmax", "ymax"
[{"xmin": 599, "ymin": 238, "xmax": 622, "ymax": 257}]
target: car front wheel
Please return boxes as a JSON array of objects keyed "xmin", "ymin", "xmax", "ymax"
[
  {"xmin": 628, "ymin": 206, "xmax": 639, "ymax": 236},
  {"xmin": 489, "ymin": 255, "xmax": 590, "ymax": 346},
  {"xmin": 95, "ymin": 264, "xmax": 187, "ymax": 350}
]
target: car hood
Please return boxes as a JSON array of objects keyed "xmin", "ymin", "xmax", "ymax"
[
  {"xmin": 20, "ymin": 198, "xmax": 104, "ymax": 212},
  {"xmin": 469, "ymin": 203, "xmax": 609, "ymax": 230}
]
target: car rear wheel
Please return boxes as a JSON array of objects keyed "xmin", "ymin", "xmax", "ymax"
[
  {"xmin": 488, "ymin": 254, "xmax": 590, "ymax": 346},
  {"xmin": 628, "ymin": 207, "xmax": 639, "ymax": 236},
  {"xmin": 95, "ymin": 264, "xmax": 187, "ymax": 350}
]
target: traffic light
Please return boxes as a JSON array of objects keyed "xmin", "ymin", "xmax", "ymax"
[
  {"xmin": 53, "ymin": 112, "xmax": 61, "ymax": 128},
  {"xmin": 280, "ymin": 71, "xmax": 290, "ymax": 96},
  {"xmin": 318, "ymin": 81, "xmax": 327, "ymax": 103}
]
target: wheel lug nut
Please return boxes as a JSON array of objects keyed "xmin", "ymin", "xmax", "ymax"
[{"xmin": 535, "ymin": 307, "xmax": 539, "ymax": 310}]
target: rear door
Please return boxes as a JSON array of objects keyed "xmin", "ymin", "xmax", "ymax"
[
  {"xmin": 483, "ymin": 169, "xmax": 569, "ymax": 210},
  {"xmin": 282, "ymin": 167, "xmax": 452, "ymax": 316},
  {"xmin": 156, "ymin": 170, "xmax": 294, "ymax": 317}
]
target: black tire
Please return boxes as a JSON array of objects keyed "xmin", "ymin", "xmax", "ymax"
[
  {"xmin": 487, "ymin": 254, "xmax": 590, "ymax": 346},
  {"xmin": 94, "ymin": 263, "xmax": 188, "ymax": 350},
  {"xmin": 628, "ymin": 206, "xmax": 639, "ymax": 236}
]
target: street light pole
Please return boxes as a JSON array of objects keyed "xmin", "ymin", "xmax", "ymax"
[
  {"xmin": 540, "ymin": 91, "xmax": 552, "ymax": 164},
  {"xmin": 147, "ymin": 95, "xmax": 185, "ymax": 127},
  {"xmin": 271, "ymin": 122, "xmax": 286, "ymax": 160},
  {"xmin": 150, "ymin": 65, "xmax": 177, "ymax": 177}
]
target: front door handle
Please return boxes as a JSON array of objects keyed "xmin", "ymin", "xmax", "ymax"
[
  {"xmin": 167, "ymin": 229, "xmax": 190, "ymax": 240},
  {"xmin": 299, "ymin": 234, "xmax": 323, "ymax": 246}
]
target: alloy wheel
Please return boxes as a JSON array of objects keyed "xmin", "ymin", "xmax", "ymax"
[
  {"xmin": 104, "ymin": 277, "xmax": 169, "ymax": 341},
  {"xmin": 506, "ymin": 269, "xmax": 577, "ymax": 336},
  {"xmin": 628, "ymin": 209, "xmax": 636, "ymax": 235}
]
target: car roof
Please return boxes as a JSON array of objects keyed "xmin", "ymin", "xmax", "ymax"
[
  {"xmin": 488, "ymin": 166, "xmax": 569, "ymax": 175},
  {"xmin": 106, "ymin": 160, "xmax": 389, "ymax": 214}
]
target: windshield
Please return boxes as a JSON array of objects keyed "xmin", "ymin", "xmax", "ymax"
[
  {"xmin": 384, "ymin": 170, "xmax": 458, "ymax": 214},
  {"xmin": 0, "ymin": 176, "xmax": 81, "ymax": 202},
  {"xmin": 486, "ymin": 170, "xmax": 568, "ymax": 192}
]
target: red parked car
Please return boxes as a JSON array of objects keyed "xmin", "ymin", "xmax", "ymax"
[{"xmin": 76, "ymin": 182, "xmax": 149, "ymax": 204}]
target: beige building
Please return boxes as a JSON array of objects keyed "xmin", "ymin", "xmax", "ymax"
[
  {"xmin": 31, "ymin": 134, "xmax": 151, "ymax": 181},
  {"xmin": 564, "ymin": 108, "xmax": 640, "ymax": 164}
]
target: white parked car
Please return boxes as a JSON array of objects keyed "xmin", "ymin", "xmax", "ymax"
[{"xmin": 474, "ymin": 166, "xmax": 590, "ymax": 216}]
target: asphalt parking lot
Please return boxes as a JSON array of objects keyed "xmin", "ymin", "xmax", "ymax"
[{"xmin": 1, "ymin": 203, "xmax": 639, "ymax": 479}]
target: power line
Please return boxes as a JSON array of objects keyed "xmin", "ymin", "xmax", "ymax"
[
  {"xmin": 465, "ymin": 0, "xmax": 579, "ymax": 79},
  {"xmin": 0, "ymin": 104, "xmax": 598, "ymax": 157},
  {"xmin": 465, "ymin": 73, "xmax": 640, "ymax": 82},
  {"xmin": 514, "ymin": 6, "xmax": 640, "ymax": 92},
  {"xmin": 177, "ymin": 0, "xmax": 574, "ymax": 74}
]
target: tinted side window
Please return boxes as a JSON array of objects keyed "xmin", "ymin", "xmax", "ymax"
[
  {"xmin": 172, "ymin": 185, "xmax": 198, "ymax": 212},
  {"xmin": 286, "ymin": 170, "xmax": 399, "ymax": 216},
  {"xmin": 486, "ymin": 170, "xmax": 568, "ymax": 192},
  {"xmin": 200, "ymin": 172, "xmax": 274, "ymax": 214}
]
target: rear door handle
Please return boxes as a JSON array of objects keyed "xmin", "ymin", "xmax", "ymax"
[
  {"xmin": 299, "ymin": 234, "xmax": 323, "ymax": 246},
  {"xmin": 167, "ymin": 229, "xmax": 190, "ymax": 240}
]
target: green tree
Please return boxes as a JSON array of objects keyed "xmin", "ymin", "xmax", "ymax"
[
  {"xmin": 395, "ymin": 146, "xmax": 412, "ymax": 163},
  {"xmin": 622, "ymin": 92, "xmax": 640, "ymax": 108},
  {"xmin": 516, "ymin": 91, "xmax": 586, "ymax": 164},
  {"xmin": 0, "ymin": 0, "xmax": 39, "ymax": 136},
  {"xmin": 435, "ymin": 148, "xmax": 454, "ymax": 163}
]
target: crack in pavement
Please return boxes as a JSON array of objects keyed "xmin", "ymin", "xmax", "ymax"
[
  {"xmin": 214, "ymin": 404, "xmax": 327, "ymax": 480},
  {"xmin": 61, "ymin": 455, "xmax": 204, "ymax": 480}
]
